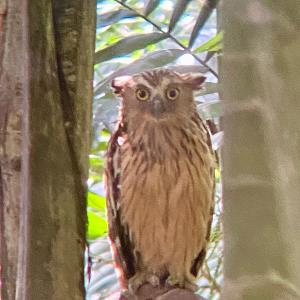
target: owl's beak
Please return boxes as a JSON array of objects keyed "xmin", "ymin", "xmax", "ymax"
[{"xmin": 152, "ymin": 96, "xmax": 165, "ymax": 117}]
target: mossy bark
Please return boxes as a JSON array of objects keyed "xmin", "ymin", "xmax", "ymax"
[{"xmin": 0, "ymin": 1, "xmax": 96, "ymax": 299}]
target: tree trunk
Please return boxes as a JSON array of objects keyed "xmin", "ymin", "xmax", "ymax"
[
  {"xmin": 0, "ymin": 1, "xmax": 96, "ymax": 299},
  {"xmin": 222, "ymin": 1, "xmax": 300, "ymax": 299}
]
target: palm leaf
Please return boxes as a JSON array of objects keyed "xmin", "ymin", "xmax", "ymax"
[
  {"xmin": 168, "ymin": 0, "xmax": 192, "ymax": 32},
  {"xmin": 143, "ymin": 0, "xmax": 161, "ymax": 16},
  {"xmin": 95, "ymin": 32, "xmax": 168, "ymax": 64},
  {"xmin": 97, "ymin": 9, "xmax": 138, "ymax": 28},
  {"xmin": 194, "ymin": 31, "xmax": 223, "ymax": 53},
  {"xmin": 94, "ymin": 49, "xmax": 186, "ymax": 94},
  {"xmin": 189, "ymin": 0, "xmax": 219, "ymax": 48}
]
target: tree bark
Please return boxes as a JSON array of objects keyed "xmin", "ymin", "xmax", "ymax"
[
  {"xmin": 0, "ymin": 1, "xmax": 96, "ymax": 299},
  {"xmin": 222, "ymin": 0, "xmax": 300, "ymax": 299}
]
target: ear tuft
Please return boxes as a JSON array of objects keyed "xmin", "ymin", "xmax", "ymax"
[
  {"xmin": 111, "ymin": 76, "xmax": 133, "ymax": 95},
  {"xmin": 180, "ymin": 73, "xmax": 206, "ymax": 90}
]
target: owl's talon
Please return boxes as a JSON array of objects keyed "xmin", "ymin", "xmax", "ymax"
[
  {"xmin": 148, "ymin": 274, "xmax": 160, "ymax": 287},
  {"xmin": 128, "ymin": 272, "xmax": 160, "ymax": 293},
  {"xmin": 166, "ymin": 275, "xmax": 183, "ymax": 288},
  {"xmin": 121, "ymin": 290, "xmax": 137, "ymax": 300},
  {"xmin": 166, "ymin": 275, "xmax": 198, "ymax": 291}
]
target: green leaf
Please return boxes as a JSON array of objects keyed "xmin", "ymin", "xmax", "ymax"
[
  {"xmin": 204, "ymin": 51, "xmax": 216, "ymax": 63},
  {"xmin": 143, "ymin": 0, "xmax": 161, "ymax": 16},
  {"xmin": 91, "ymin": 141, "xmax": 108, "ymax": 153},
  {"xmin": 215, "ymin": 168, "xmax": 221, "ymax": 183},
  {"xmin": 89, "ymin": 155, "xmax": 105, "ymax": 169},
  {"xmin": 95, "ymin": 32, "xmax": 168, "ymax": 64},
  {"xmin": 87, "ymin": 191, "xmax": 106, "ymax": 211},
  {"xmin": 87, "ymin": 211, "xmax": 107, "ymax": 239},
  {"xmin": 168, "ymin": 0, "xmax": 192, "ymax": 32},
  {"xmin": 97, "ymin": 9, "xmax": 138, "ymax": 28},
  {"xmin": 194, "ymin": 32, "xmax": 223, "ymax": 53},
  {"xmin": 94, "ymin": 49, "xmax": 186, "ymax": 94},
  {"xmin": 89, "ymin": 174, "xmax": 102, "ymax": 183},
  {"xmin": 188, "ymin": 0, "xmax": 219, "ymax": 48}
]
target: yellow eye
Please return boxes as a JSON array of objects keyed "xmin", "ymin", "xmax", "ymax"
[
  {"xmin": 136, "ymin": 88, "xmax": 150, "ymax": 101},
  {"xmin": 166, "ymin": 88, "xmax": 179, "ymax": 100}
]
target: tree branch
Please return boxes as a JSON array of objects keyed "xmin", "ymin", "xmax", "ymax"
[{"xmin": 119, "ymin": 284, "xmax": 207, "ymax": 300}]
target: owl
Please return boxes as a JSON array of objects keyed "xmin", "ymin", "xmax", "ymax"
[{"xmin": 104, "ymin": 69, "xmax": 215, "ymax": 295}]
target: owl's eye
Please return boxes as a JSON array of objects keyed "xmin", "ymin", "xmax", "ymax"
[
  {"xmin": 136, "ymin": 88, "xmax": 150, "ymax": 101},
  {"xmin": 166, "ymin": 88, "xmax": 179, "ymax": 100}
]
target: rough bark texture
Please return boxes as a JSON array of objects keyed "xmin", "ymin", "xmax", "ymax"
[
  {"xmin": 0, "ymin": 1, "xmax": 96, "ymax": 300},
  {"xmin": 222, "ymin": 0, "xmax": 300, "ymax": 299},
  {"xmin": 0, "ymin": 1, "xmax": 24, "ymax": 299}
]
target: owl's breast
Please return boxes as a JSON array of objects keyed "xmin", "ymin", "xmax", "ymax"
[{"xmin": 118, "ymin": 120, "xmax": 214, "ymax": 273}]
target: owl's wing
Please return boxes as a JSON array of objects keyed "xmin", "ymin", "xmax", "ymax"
[
  {"xmin": 190, "ymin": 122, "xmax": 216, "ymax": 277},
  {"xmin": 105, "ymin": 123, "xmax": 136, "ymax": 287},
  {"xmin": 190, "ymin": 203, "xmax": 214, "ymax": 277}
]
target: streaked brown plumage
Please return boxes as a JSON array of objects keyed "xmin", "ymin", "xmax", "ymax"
[{"xmin": 104, "ymin": 69, "xmax": 215, "ymax": 294}]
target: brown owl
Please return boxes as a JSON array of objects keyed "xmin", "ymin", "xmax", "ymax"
[{"xmin": 104, "ymin": 69, "xmax": 215, "ymax": 295}]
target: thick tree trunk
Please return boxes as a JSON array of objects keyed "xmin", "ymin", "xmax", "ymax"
[
  {"xmin": 0, "ymin": 1, "xmax": 96, "ymax": 299},
  {"xmin": 222, "ymin": 1, "xmax": 300, "ymax": 299}
]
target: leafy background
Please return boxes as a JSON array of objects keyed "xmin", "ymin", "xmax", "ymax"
[{"xmin": 86, "ymin": 1, "xmax": 223, "ymax": 299}]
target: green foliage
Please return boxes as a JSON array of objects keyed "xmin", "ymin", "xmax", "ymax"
[
  {"xmin": 195, "ymin": 32, "xmax": 223, "ymax": 53},
  {"xmin": 95, "ymin": 32, "xmax": 168, "ymax": 64},
  {"xmin": 87, "ymin": 192, "xmax": 107, "ymax": 239},
  {"xmin": 87, "ymin": 211, "xmax": 108, "ymax": 239},
  {"xmin": 88, "ymin": 191, "xmax": 106, "ymax": 211},
  {"xmin": 188, "ymin": 0, "xmax": 220, "ymax": 48}
]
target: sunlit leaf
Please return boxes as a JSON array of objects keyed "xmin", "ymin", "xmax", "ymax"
[
  {"xmin": 95, "ymin": 32, "xmax": 168, "ymax": 64},
  {"xmin": 97, "ymin": 9, "xmax": 138, "ymax": 28},
  {"xmin": 215, "ymin": 168, "xmax": 221, "ymax": 183},
  {"xmin": 168, "ymin": 0, "xmax": 192, "ymax": 32},
  {"xmin": 94, "ymin": 49, "xmax": 186, "ymax": 94},
  {"xmin": 89, "ymin": 155, "xmax": 105, "ymax": 169},
  {"xmin": 188, "ymin": 0, "xmax": 219, "ymax": 48},
  {"xmin": 87, "ymin": 191, "xmax": 106, "ymax": 211},
  {"xmin": 91, "ymin": 141, "xmax": 109, "ymax": 153},
  {"xmin": 194, "ymin": 31, "xmax": 223, "ymax": 53},
  {"xmin": 87, "ymin": 211, "xmax": 107, "ymax": 239},
  {"xmin": 143, "ymin": 0, "xmax": 161, "ymax": 16}
]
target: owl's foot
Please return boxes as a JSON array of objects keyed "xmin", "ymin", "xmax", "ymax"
[
  {"xmin": 128, "ymin": 272, "xmax": 160, "ymax": 293},
  {"xmin": 166, "ymin": 275, "xmax": 198, "ymax": 292}
]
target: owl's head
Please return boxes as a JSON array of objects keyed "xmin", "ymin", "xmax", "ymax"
[{"xmin": 112, "ymin": 69, "xmax": 206, "ymax": 120}]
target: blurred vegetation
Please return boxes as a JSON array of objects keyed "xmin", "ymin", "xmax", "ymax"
[{"xmin": 86, "ymin": 1, "xmax": 223, "ymax": 299}]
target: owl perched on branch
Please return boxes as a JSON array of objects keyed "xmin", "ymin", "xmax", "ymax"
[{"xmin": 105, "ymin": 69, "xmax": 215, "ymax": 296}]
